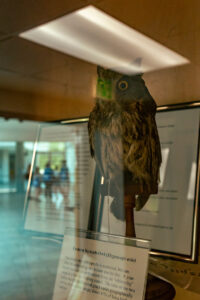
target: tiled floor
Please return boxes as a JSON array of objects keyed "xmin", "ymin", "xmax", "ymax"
[{"xmin": 0, "ymin": 192, "xmax": 61, "ymax": 299}]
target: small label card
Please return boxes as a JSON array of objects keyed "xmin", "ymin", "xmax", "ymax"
[{"xmin": 53, "ymin": 233, "xmax": 149, "ymax": 300}]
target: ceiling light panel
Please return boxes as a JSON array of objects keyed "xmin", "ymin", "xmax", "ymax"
[{"xmin": 20, "ymin": 6, "xmax": 189, "ymax": 74}]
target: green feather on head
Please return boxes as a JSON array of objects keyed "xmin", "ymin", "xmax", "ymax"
[{"xmin": 96, "ymin": 66, "xmax": 121, "ymax": 100}]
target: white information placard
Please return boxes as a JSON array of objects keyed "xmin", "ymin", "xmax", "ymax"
[
  {"xmin": 100, "ymin": 107, "xmax": 200, "ymax": 260},
  {"xmin": 134, "ymin": 108, "xmax": 199, "ymax": 257},
  {"xmin": 53, "ymin": 232, "xmax": 150, "ymax": 300},
  {"xmin": 24, "ymin": 121, "xmax": 95, "ymax": 235}
]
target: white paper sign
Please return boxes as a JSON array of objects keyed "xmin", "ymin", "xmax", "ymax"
[
  {"xmin": 135, "ymin": 108, "xmax": 200, "ymax": 255},
  {"xmin": 53, "ymin": 235, "xmax": 149, "ymax": 300},
  {"xmin": 24, "ymin": 122, "xmax": 95, "ymax": 235},
  {"xmin": 101, "ymin": 108, "xmax": 200, "ymax": 258}
]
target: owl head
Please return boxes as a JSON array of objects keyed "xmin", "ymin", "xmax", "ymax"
[
  {"xmin": 96, "ymin": 66, "xmax": 155, "ymax": 114},
  {"xmin": 96, "ymin": 66, "xmax": 148, "ymax": 99},
  {"xmin": 115, "ymin": 74, "xmax": 152, "ymax": 103}
]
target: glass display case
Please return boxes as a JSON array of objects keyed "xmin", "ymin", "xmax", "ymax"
[{"xmin": 1, "ymin": 1, "xmax": 200, "ymax": 300}]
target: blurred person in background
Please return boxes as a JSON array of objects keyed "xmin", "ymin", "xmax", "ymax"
[
  {"xmin": 32, "ymin": 166, "xmax": 42, "ymax": 201},
  {"xmin": 43, "ymin": 162, "xmax": 53, "ymax": 198},
  {"xmin": 52, "ymin": 165, "xmax": 61, "ymax": 197},
  {"xmin": 59, "ymin": 160, "xmax": 69, "ymax": 199}
]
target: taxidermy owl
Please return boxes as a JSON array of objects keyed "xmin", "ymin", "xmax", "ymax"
[{"xmin": 88, "ymin": 66, "xmax": 162, "ymax": 220}]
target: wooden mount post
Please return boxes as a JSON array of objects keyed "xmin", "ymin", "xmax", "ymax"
[
  {"xmin": 124, "ymin": 194, "xmax": 176, "ymax": 299},
  {"xmin": 124, "ymin": 194, "xmax": 136, "ymax": 238}
]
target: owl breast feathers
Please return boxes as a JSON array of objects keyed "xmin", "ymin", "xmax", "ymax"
[{"xmin": 88, "ymin": 71, "xmax": 162, "ymax": 211}]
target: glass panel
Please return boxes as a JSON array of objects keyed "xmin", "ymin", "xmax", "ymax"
[
  {"xmin": 1, "ymin": 1, "xmax": 200, "ymax": 298},
  {"xmin": 24, "ymin": 122, "xmax": 96, "ymax": 236},
  {"xmin": 53, "ymin": 229, "xmax": 150, "ymax": 300}
]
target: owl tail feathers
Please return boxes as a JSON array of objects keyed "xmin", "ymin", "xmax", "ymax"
[{"xmin": 135, "ymin": 194, "xmax": 150, "ymax": 211}]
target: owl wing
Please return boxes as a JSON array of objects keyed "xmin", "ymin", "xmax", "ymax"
[
  {"xmin": 121, "ymin": 101, "xmax": 162, "ymax": 210},
  {"xmin": 149, "ymin": 115, "xmax": 162, "ymax": 179},
  {"xmin": 121, "ymin": 103, "xmax": 151, "ymax": 184},
  {"xmin": 88, "ymin": 104, "xmax": 106, "ymax": 177},
  {"xmin": 88, "ymin": 101, "xmax": 125, "ymax": 220},
  {"xmin": 88, "ymin": 100, "xmax": 124, "ymax": 180}
]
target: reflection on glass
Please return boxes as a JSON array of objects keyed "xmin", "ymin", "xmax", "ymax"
[
  {"xmin": 20, "ymin": 6, "xmax": 189, "ymax": 74},
  {"xmin": 159, "ymin": 148, "xmax": 170, "ymax": 188},
  {"xmin": 187, "ymin": 162, "xmax": 197, "ymax": 200},
  {"xmin": 24, "ymin": 122, "xmax": 95, "ymax": 236},
  {"xmin": 0, "ymin": 142, "xmax": 16, "ymax": 192}
]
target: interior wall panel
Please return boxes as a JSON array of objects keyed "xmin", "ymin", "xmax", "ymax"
[
  {"xmin": 0, "ymin": 0, "xmax": 199, "ymax": 118},
  {"xmin": 0, "ymin": 0, "xmax": 91, "ymax": 37}
]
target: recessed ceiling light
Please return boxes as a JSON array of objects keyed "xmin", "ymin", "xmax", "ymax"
[{"xmin": 20, "ymin": 6, "xmax": 189, "ymax": 74}]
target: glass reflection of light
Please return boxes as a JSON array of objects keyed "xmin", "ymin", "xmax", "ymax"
[
  {"xmin": 0, "ymin": 141, "xmax": 16, "ymax": 148},
  {"xmin": 55, "ymin": 197, "xmax": 63, "ymax": 209},
  {"xmin": 24, "ymin": 142, "xmax": 34, "ymax": 151},
  {"xmin": 36, "ymin": 26, "xmax": 140, "ymax": 74},
  {"xmin": 77, "ymin": 6, "xmax": 186, "ymax": 67},
  {"xmin": 20, "ymin": 6, "xmax": 189, "ymax": 74},
  {"xmin": 159, "ymin": 148, "xmax": 170, "ymax": 188},
  {"xmin": 66, "ymin": 142, "xmax": 76, "ymax": 184},
  {"xmin": 187, "ymin": 162, "xmax": 197, "ymax": 201},
  {"xmin": 36, "ymin": 142, "xmax": 63, "ymax": 152},
  {"xmin": 52, "ymin": 193, "xmax": 63, "ymax": 209}
]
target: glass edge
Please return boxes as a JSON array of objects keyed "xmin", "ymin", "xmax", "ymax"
[
  {"xmin": 23, "ymin": 124, "xmax": 41, "ymax": 217},
  {"xmin": 64, "ymin": 227, "xmax": 151, "ymax": 249}
]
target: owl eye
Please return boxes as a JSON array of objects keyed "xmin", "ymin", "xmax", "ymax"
[{"xmin": 118, "ymin": 80, "xmax": 128, "ymax": 91}]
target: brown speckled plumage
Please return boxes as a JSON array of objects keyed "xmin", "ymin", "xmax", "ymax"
[{"xmin": 88, "ymin": 67, "xmax": 162, "ymax": 217}]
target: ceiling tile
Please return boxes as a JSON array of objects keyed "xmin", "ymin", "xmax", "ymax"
[
  {"xmin": 0, "ymin": 0, "xmax": 199, "ymax": 114},
  {"xmin": 95, "ymin": 0, "xmax": 200, "ymax": 41},
  {"xmin": 0, "ymin": 69, "xmax": 68, "ymax": 97},
  {"xmin": 34, "ymin": 61, "xmax": 96, "ymax": 86},
  {"xmin": 0, "ymin": 0, "xmax": 91, "ymax": 35},
  {"xmin": 0, "ymin": 36, "xmax": 77, "ymax": 76},
  {"xmin": 144, "ymin": 63, "xmax": 200, "ymax": 105},
  {"xmin": 0, "ymin": 61, "xmax": 96, "ymax": 100}
]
